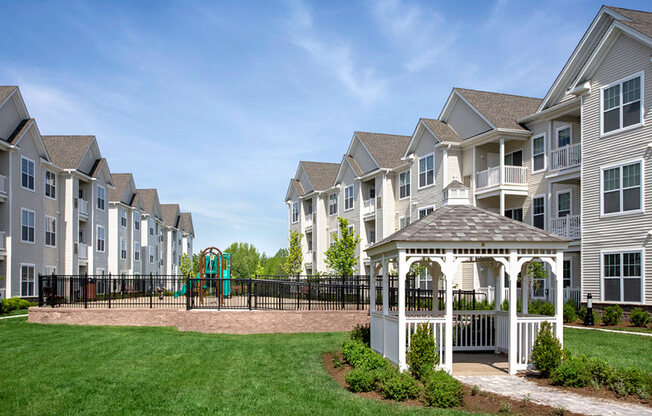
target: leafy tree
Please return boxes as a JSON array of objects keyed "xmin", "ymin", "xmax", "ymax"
[
  {"xmin": 179, "ymin": 253, "xmax": 192, "ymax": 281},
  {"xmin": 283, "ymin": 231, "xmax": 303, "ymax": 275},
  {"xmin": 191, "ymin": 253, "xmax": 201, "ymax": 276},
  {"xmin": 324, "ymin": 217, "xmax": 361, "ymax": 276},
  {"xmin": 528, "ymin": 261, "xmax": 548, "ymax": 295},
  {"xmin": 260, "ymin": 248, "xmax": 288, "ymax": 276},
  {"xmin": 224, "ymin": 242, "xmax": 261, "ymax": 278}
]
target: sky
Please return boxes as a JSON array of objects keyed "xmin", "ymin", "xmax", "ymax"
[{"xmin": 0, "ymin": 0, "xmax": 649, "ymax": 255}]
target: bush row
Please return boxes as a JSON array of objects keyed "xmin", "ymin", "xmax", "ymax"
[{"xmin": 0, "ymin": 297, "xmax": 36, "ymax": 313}]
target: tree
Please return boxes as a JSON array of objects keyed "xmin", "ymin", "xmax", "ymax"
[
  {"xmin": 191, "ymin": 253, "xmax": 201, "ymax": 276},
  {"xmin": 224, "ymin": 242, "xmax": 261, "ymax": 278},
  {"xmin": 260, "ymin": 248, "xmax": 288, "ymax": 276},
  {"xmin": 324, "ymin": 217, "xmax": 361, "ymax": 276},
  {"xmin": 283, "ymin": 231, "xmax": 303, "ymax": 275},
  {"xmin": 528, "ymin": 261, "xmax": 548, "ymax": 295},
  {"xmin": 179, "ymin": 253, "xmax": 192, "ymax": 281}
]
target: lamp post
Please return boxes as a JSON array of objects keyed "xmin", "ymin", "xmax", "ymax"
[{"xmin": 584, "ymin": 293, "xmax": 594, "ymax": 326}]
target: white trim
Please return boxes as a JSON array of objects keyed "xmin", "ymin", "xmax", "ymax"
[
  {"xmin": 563, "ymin": 257, "xmax": 573, "ymax": 288},
  {"xmin": 96, "ymin": 184, "xmax": 106, "ymax": 211},
  {"xmin": 134, "ymin": 241, "xmax": 141, "ymax": 262},
  {"xmin": 343, "ymin": 184, "xmax": 354, "ymax": 211},
  {"xmin": 19, "ymin": 263, "xmax": 36, "ymax": 297},
  {"xmin": 599, "ymin": 248, "xmax": 645, "ymax": 304},
  {"xmin": 398, "ymin": 215, "xmax": 410, "ymax": 230},
  {"xmin": 556, "ymin": 190, "xmax": 572, "ymax": 217},
  {"xmin": 417, "ymin": 205, "xmax": 435, "ymax": 220},
  {"xmin": 531, "ymin": 133, "xmax": 546, "ymax": 173},
  {"xmin": 291, "ymin": 200, "xmax": 300, "ymax": 224},
  {"xmin": 417, "ymin": 152, "xmax": 435, "ymax": 189},
  {"xmin": 44, "ymin": 170, "xmax": 56, "ymax": 200},
  {"xmin": 531, "ymin": 194, "xmax": 546, "ymax": 230},
  {"xmin": 44, "ymin": 215, "xmax": 57, "ymax": 248},
  {"xmin": 599, "ymin": 158, "xmax": 644, "ymax": 217},
  {"xmin": 555, "ymin": 124, "xmax": 572, "ymax": 149},
  {"xmin": 599, "ymin": 71, "xmax": 645, "ymax": 138},
  {"xmin": 20, "ymin": 207, "xmax": 36, "ymax": 244},
  {"xmin": 120, "ymin": 207, "xmax": 127, "ymax": 228},
  {"xmin": 20, "ymin": 155, "xmax": 36, "ymax": 192},
  {"xmin": 398, "ymin": 170, "xmax": 410, "ymax": 200},
  {"xmin": 96, "ymin": 224, "xmax": 105, "ymax": 252},
  {"xmin": 328, "ymin": 192, "xmax": 338, "ymax": 216}
]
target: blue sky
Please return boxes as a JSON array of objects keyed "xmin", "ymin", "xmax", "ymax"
[{"xmin": 1, "ymin": 0, "xmax": 649, "ymax": 255}]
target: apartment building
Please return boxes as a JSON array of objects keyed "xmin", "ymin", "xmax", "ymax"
[
  {"xmin": 180, "ymin": 212, "xmax": 195, "ymax": 262},
  {"xmin": 108, "ymin": 173, "xmax": 145, "ymax": 276},
  {"xmin": 136, "ymin": 189, "xmax": 164, "ymax": 275},
  {"xmin": 161, "ymin": 203, "xmax": 181, "ymax": 275},
  {"xmin": 286, "ymin": 5, "xmax": 652, "ymax": 307}
]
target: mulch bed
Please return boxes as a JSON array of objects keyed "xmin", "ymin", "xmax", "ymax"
[
  {"xmin": 522, "ymin": 372, "xmax": 651, "ymax": 408},
  {"xmin": 323, "ymin": 352, "xmax": 583, "ymax": 415}
]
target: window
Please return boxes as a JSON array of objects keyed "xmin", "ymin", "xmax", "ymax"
[
  {"xmin": 96, "ymin": 225, "xmax": 105, "ymax": 252},
  {"xmin": 20, "ymin": 265, "xmax": 35, "ymax": 297},
  {"xmin": 120, "ymin": 239, "xmax": 127, "ymax": 259},
  {"xmin": 347, "ymin": 225, "xmax": 354, "ymax": 235},
  {"xmin": 45, "ymin": 171, "xmax": 56, "ymax": 199},
  {"xmin": 134, "ymin": 212, "xmax": 140, "ymax": 231},
  {"xmin": 291, "ymin": 201, "xmax": 299, "ymax": 223},
  {"xmin": 134, "ymin": 242, "xmax": 140, "ymax": 261},
  {"xmin": 601, "ymin": 74, "xmax": 642, "ymax": 135},
  {"xmin": 149, "ymin": 219, "xmax": 154, "ymax": 235},
  {"xmin": 45, "ymin": 216, "xmax": 56, "ymax": 247},
  {"xmin": 504, "ymin": 150, "xmax": 523, "ymax": 166},
  {"xmin": 369, "ymin": 187, "xmax": 375, "ymax": 199},
  {"xmin": 418, "ymin": 269, "xmax": 432, "ymax": 290},
  {"xmin": 307, "ymin": 238, "xmax": 313, "ymax": 252},
  {"xmin": 602, "ymin": 250, "xmax": 642, "ymax": 302},
  {"xmin": 504, "ymin": 208, "xmax": 523, "ymax": 222},
  {"xmin": 120, "ymin": 208, "xmax": 127, "ymax": 227},
  {"xmin": 563, "ymin": 259, "xmax": 572, "ymax": 288},
  {"xmin": 368, "ymin": 230, "xmax": 376, "ymax": 244},
  {"xmin": 149, "ymin": 246, "xmax": 154, "ymax": 263},
  {"xmin": 532, "ymin": 135, "xmax": 545, "ymax": 172},
  {"xmin": 418, "ymin": 206, "xmax": 434, "ymax": 219},
  {"xmin": 344, "ymin": 185, "xmax": 354, "ymax": 210},
  {"xmin": 21, "ymin": 156, "xmax": 35, "ymax": 191},
  {"xmin": 329, "ymin": 193, "xmax": 338, "ymax": 215},
  {"xmin": 399, "ymin": 216, "xmax": 410, "ymax": 229},
  {"xmin": 557, "ymin": 191, "xmax": 571, "ymax": 217},
  {"xmin": 44, "ymin": 265, "xmax": 56, "ymax": 277},
  {"xmin": 21, "ymin": 208, "xmax": 35, "ymax": 243},
  {"xmin": 532, "ymin": 196, "xmax": 545, "ymax": 229},
  {"xmin": 602, "ymin": 161, "xmax": 642, "ymax": 215},
  {"xmin": 97, "ymin": 185, "xmax": 105, "ymax": 210},
  {"xmin": 330, "ymin": 232, "xmax": 337, "ymax": 247},
  {"xmin": 557, "ymin": 126, "xmax": 571, "ymax": 148},
  {"xmin": 530, "ymin": 261, "xmax": 547, "ymax": 298},
  {"xmin": 418, "ymin": 154, "xmax": 434, "ymax": 188},
  {"xmin": 399, "ymin": 171, "xmax": 410, "ymax": 199}
]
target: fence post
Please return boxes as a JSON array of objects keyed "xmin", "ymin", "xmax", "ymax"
[
  {"xmin": 296, "ymin": 274, "xmax": 300, "ymax": 310},
  {"xmin": 472, "ymin": 289, "xmax": 476, "ymax": 310},
  {"xmin": 51, "ymin": 272, "xmax": 56, "ymax": 308},
  {"xmin": 248, "ymin": 278, "xmax": 252, "ymax": 310},
  {"xmin": 38, "ymin": 273, "xmax": 43, "ymax": 307},
  {"xmin": 308, "ymin": 280, "xmax": 311, "ymax": 311},
  {"xmin": 108, "ymin": 273, "xmax": 112, "ymax": 309},
  {"xmin": 84, "ymin": 273, "xmax": 88, "ymax": 309},
  {"xmin": 341, "ymin": 275, "xmax": 345, "ymax": 310},
  {"xmin": 186, "ymin": 278, "xmax": 191, "ymax": 310},
  {"xmin": 149, "ymin": 273, "xmax": 153, "ymax": 308}
]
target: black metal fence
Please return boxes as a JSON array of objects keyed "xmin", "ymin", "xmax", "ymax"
[{"xmin": 38, "ymin": 274, "xmax": 488, "ymax": 311}]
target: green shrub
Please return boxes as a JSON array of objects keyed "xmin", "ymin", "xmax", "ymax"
[
  {"xmin": 529, "ymin": 300, "xmax": 555, "ymax": 316},
  {"xmin": 345, "ymin": 368, "xmax": 377, "ymax": 392},
  {"xmin": 340, "ymin": 340, "xmax": 391, "ymax": 371},
  {"xmin": 550, "ymin": 356, "xmax": 592, "ymax": 388},
  {"xmin": 586, "ymin": 357, "xmax": 614, "ymax": 385},
  {"xmin": 379, "ymin": 371, "xmax": 420, "ymax": 401},
  {"xmin": 563, "ymin": 301, "xmax": 577, "ymax": 323},
  {"xmin": 577, "ymin": 306, "xmax": 599, "ymax": 325},
  {"xmin": 422, "ymin": 370, "xmax": 464, "ymax": 408},
  {"xmin": 602, "ymin": 305, "xmax": 623, "ymax": 326},
  {"xmin": 629, "ymin": 308, "xmax": 650, "ymax": 327},
  {"xmin": 531, "ymin": 322, "xmax": 562, "ymax": 377},
  {"xmin": 406, "ymin": 323, "xmax": 438, "ymax": 380},
  {"xmin": 610, "ymin": 368, "xmax": 652, "ymax": 398},
  {"xmin": 0, "ymin": 297, "xmax": 32, "ymax": 313},
  {"xmin": 350, "ymin": 323, "xmax": 370, "ymax": 345}
]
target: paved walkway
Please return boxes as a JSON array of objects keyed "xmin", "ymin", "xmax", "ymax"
[
  {"xmin": 565, "ymin": 324, "xmax": 652, "ymax": 337},
  {"xmin": 0, "ymin": 314, "xmax": 28, "ymax": 320},
  {"xmin": 456, "ymin": 375, "xmax": 652, "ymax": 416},
  {"xmin": 453, "ymin": 353, "xmax": 508, "ymax": 376}
]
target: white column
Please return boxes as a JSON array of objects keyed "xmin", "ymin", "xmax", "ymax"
[
  {"xmin": 521, "ymin": 263, "xmax": 529, "ymax": 314},
  {"xmin": 499, "ymin": 137, "xmax": 505, "ymax": 184},
  {"xmin": 555, "ymin": 251, "xmax": 564, "ymax": 346},
  {"xmin": 444, "ymin": 250, "xmax": 455, "ymax": 373},
  {"xmin": 398, "ymin": 250, "xmax": 408, "ymax": 371},
  {"xmin": 369, "ymin": 261, "xmax": 376, "ymax": 313},
  {"xmin": 495, "ymin": 265, "xmax": 505, "ymax": 310},
  {"xmin": 381, "ymin": 258, "xmax": 389, "ymax": 356},
  {"xmin": 471, "ymin": 146, "xmax": 476, "ymax": 206},
  {"xmin": 500, "ymin": 192, "xmax": 505, "ymax": 216},
  {"xmin": 433, "ymin": 273, "xmax": 439, "ymax": 313},
  {"xmin": 508, "ymin": 250, "xmax": 519, "ymax": 375}
]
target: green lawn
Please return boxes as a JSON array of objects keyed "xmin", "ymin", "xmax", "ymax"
[
  {"xmin": 0, "ymin": 309, "xmax": 30, "ymax": 317},
  {"xmin": 564, "ymin": 327, "xmax": 652, "ymax": 372},
  {"xmin": 0, "ymin": 318, "xmax": 468, "ymax": 416}
]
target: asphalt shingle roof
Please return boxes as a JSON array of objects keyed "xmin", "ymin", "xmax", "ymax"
[
  {"xmin": 420, "ymin": 119, "xmax": 461, "ymax": 143},
  {"xmin": 109, "ymin": 173, "xmax": 133, "ymax": 202},
  {"xmin": 355, "ymin": 131, "xmax": 411, "ymax": 169},
  {"xmin": 42, "ymin": 135, "xmax": 94, "ymax": 170},
  {"xmin": 4, "ymin": 118, "xmax": 33, "ymax": 144},
  {"xmin": 0, "ymin": 86, "xmax": 17, "ymax": 105},
  {"xmin": 300, "ymin": 161, "xmax": 340, "ymax": 192},
  {"xmin": 136, "ymin": 189, "xmax": 159, "ymax": 216},
  {"xmin": 180, "ymin": 212, "xmax": 194, "ymax": 236},
  {"xmin": 161, "ymin": 204, "xmax": 180, "ymax": 228},
  {"xmin": 607, "ymin": 6, "xmax": 652, "ymax": 38},
  {"xmin": 369, "ymin": 204, "xmax": 570, "ymax": 249},
  {"xmin": 454, "ymin": 88, "xmax": 542, "ymax": 132}
]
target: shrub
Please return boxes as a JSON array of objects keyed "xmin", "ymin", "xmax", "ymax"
[
  {"xmin": 550, "ymin": 356, "xmax": 592, "ymax": 388},
  {"xmin": 340, "ymin": 340, "xmax": 391, "ymax": 371},
  {"xmin": 629, "ymin": 308, "xmax": 650, "ymax": 327},
  {"xmin": 531, "ymin": 322, "xmax": 562, "ymax": 377},
  {"xmin": 586, "ymin": 357, "xmax": 614, "ymax": 385},
  {"xmin": 529, "ymin": 300, "xmax": 555, "ymax": 316},
  {"xmin": 602, "ymin": 305, "xmax": 623, "ymax": 326},
  {"xmin": 350, "ymin": 323, "xmax": 370, "ymax": 345},
  {"xmin": 610, "ymin": 368, "xmax": 652, "ymax": 398},
  {"xmin": 406, "ymin": 323, "xmax": 438, "ymax": 380},
  {"xmin": 345, "ymin": 368, "xmax": 377, "ymax": 392},
  {"xmin": 577, "ymin": 306, "xmax": 600, "ymax": 325},
  {"xmin": 423, "ymin": 370, "xmax": 464, "ymax": 408},
  {"xmin": 563, "ymin": 302, "xmax": 577, "ymax": 323},
  {"xmin": 0, "ymin": 297, "xmax": 32, "ymax": 313},
  {"xmin": 379, "ymin": 371, "xmax": 420, "ymax": 401}
]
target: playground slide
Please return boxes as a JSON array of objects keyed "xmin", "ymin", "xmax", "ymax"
[{"xmin": 173, "ymin": 273, "xmax": 202, "ymax": 298}]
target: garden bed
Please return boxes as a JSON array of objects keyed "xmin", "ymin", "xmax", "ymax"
[
  {"xmin": 565, "ymin": 321, "xmax": 652, "ymax": 334},
  {"xmin": 324, "ymin": 352, "xmax": 582, "ymax": 415}
]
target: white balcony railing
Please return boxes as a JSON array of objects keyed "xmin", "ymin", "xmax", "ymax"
[
  {"xmin": 476, "ymin": 166, "xmax": 527, "ymax": 189},
  {"xmin": 78, "ymin": 199, "xmax": 89, "ymax": 217},
  {"xmin": 550, "ymin": 215, "xmax": 581, "ymax": 239},
  {"xmin": 363, "ymin": 198, "xmax": 376, "ymax": 215},
  {"xmin": 550, "ymin": 143, "xmax": 581, "ymax": 171},
  {"xmin": 78, "ymin": 243, "xmax": 88, "ymax": 260},
  {"xmin": 0, "ymin": 174, "xmax": 6, "ymax": 196},
  {"xmin": 304, "ymin": 213, "xmax": 313, "ymax": 228},
  {"xmin": 0, "ymin": 231, "xmax": 6, "ymax": 252}
]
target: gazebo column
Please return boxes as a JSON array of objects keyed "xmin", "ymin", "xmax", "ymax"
[
  {"xmin": 521, "ymin": 263, "xmax": 529, "ymax": 315},
  {"xmin": 507, "ymin": 250, "xmax": 520, "ymax": 375},
  {"xmin": 397, "ymin": 250, "xmax": 408, "ymax": 371},
  {"xmin": 381, "ymin": 258, "xmax": 389, "ymax": 356},
  {"xmin": 495, "ymin": 265, "xmax": 505, "ymax": 311},
  {"xmin": 555, "ymin": 251, "xmax": 564, "ymax": 345},
  {"xmin": 442, "ymin": 250, "xmax": 455, "ymax": 373}
]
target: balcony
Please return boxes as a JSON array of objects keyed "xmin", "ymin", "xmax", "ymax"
[
  {"xmin": 550, "ymin": 143, "xmax": 581, "ymax": 171},
  {"xmin": 476, "ymin": 166, "xmax": 527, "ymax": 190},
  {"xmin": 304, "ymin": 213, "xmax": 313, "ymax": 230},
  {"xmin": 0, "ymin": 231, "xmax": 6, "ymax": 259},
  {"xmin": 78, "ymin": 242, "xmax": 88, "ymax": 261},
  {"xmin": 78, "ymin": 199, "xmax": 89, "ymax": 220},
  {"xmin": 550, "ymin": 215, "xmax": 581, "ymax": 240},
  {"xmin": 0, "ymin": 174, "xmax": 6, "ymax": 202},
  {"xmin": 363, "ymin": 198, "xmax": 376, "ymax": 216}
]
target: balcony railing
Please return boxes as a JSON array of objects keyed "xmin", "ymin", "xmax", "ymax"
[
  {"xmin": 304, "ymin": 213, "xmax": 313, "ymax": 228},
  {"xmin": 0, "ymin": 174, "xmax": 6, "ymax": 197},
  {"xmin": 363, "ymin": 198, "xmax": 376, "ymax": 215},
  {"xmin": 550, "ymin": 215, "xmax": 581, "ymax": 239},
  {"xmin": 78, "ymin": 199, "xmax": 89, "ymax": 217},
  {"xmin": 476, "ymin": 166, "xmax": 527, "ymax": 189},
  {"xmin": 550, "ymin": 143, "xmax": 581, "ymax": 171},
  {"xmin": 78, "ymin": 243, "xmax": 88, "ymax": 260},
  {"xmin": 0, "ymin": 230, "xmax": 6, "ymax": 252}
]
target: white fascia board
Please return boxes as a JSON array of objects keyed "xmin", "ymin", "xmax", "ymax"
[{"xmin": 518, "ymin": 97, "xmax": 581, "ymax": 124}]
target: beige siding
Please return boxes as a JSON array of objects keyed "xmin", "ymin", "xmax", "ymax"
[{"xmin": 446, "ymin": 98, "xmax": 491, "ymax": 139}]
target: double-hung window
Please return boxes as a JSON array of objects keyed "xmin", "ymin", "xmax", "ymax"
[
  {"xmin": 329, "ymin": 193, "xmax": 338, "ymax": 215},
  {"xmin": 602, "ymin": 161, "xmax": 641, "ymax": 215},
  {"xmin": 601, "ymin": 73, "xmax": 642, "ymax": 135},
  {"xmin": 45, "ymin": 171, "xmax": 56, "ymax": 199},
  {"xmin": 557, "ymin": 191, "xmax": 571, "ymax": 217},
  {"xmin": 532, "ymin": 196, "xmax": 545, "ymax": 229},
  {"xmin": 344, "ymin": 185, "xmax": 354, "ymax": 210},
  {"xmin": 399, "ymin": 216, "xmax": 410, "ymax": 229},
  {"xmin": 291, "ymin": 201, "xmax": 299, "ymax": 223},
  {"xmin": 21, "ymin": 208, "xmax": 35, "ymax": 243},
  {"xmin": 149, "ymin": 246, "xmax": 154, "ymax": 263},
  {"xmin": 418, "ymin": 206, "xmax": 434, "ymax": 219},
  {"xmin": 120, "ymin": 208, "xmax": 127, "ymax": 227},
  {"xmin": 418, "ymin": 154, "xmax": 434, "ymax": 188},
  {"xmin": 532, "ymin": 135, "xmax": 545, "ymax": 172},
  {"xmin": 603, "ymin": 250, "xmax": 642, "ymax": 302},
  {"xmin": 45, "ymin": 216, "xmax": 56, "ymax": 247},
  {"xmin": 329, "ymin": 231, "xmax": 337, "ymax": 247},
  {"xmin": 96, "ymin": 225, "xmax": 105, "ymax": 252},
  {"xmin": 21, "ymin": 156, "xmax": 35, "ymax": 190},
  {"xmin": 97, "ymin": 185, "xmax": 105, "ymax": 210},
  {"xmin": 134, "ymin": 212, "xmax": 141, "ymax": 231},
  {"xmin": 149, "ymin": 219, "xmax": 154, "ymax": 236},
  {"xmin": 399, "ymin": 171, "xmax": 410, "ymax": 199},
  {"xmin": 563, "ymin": 259, "xmax": 572, "ymax": 288},
  {"xmin": 134, "ymin": 242, "xmax": 140, "ymax": 261},
  {"xmin": 504, "ymin": 208, "xmax": 523, "ymax": 222},
  {"xmin": 21, "ymin": 264, "xmax": 35, "ymax": 297},
  {"xmin": 120, "ymin": 239, "xmax": 127, "ymax": 259}
]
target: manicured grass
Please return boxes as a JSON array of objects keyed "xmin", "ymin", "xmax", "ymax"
[
  {"xmin": 0, "ymin": 318, "xmax": 469, "ymax": 416},
  {"xmin": 0, "ymin": 309, "xmax": 30, "ymax": 317},
  {"xmin": 564, "ymin": 327, "xmax": 652, "ymax": 372}
]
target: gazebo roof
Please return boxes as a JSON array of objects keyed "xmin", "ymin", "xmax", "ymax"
[{"xmin": 368, "ymin": 204, "xmax": 570, "ymax": 250}]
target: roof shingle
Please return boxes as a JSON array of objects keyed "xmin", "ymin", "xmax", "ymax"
[
  {"xmin": 42, "ymin": 135, "xmax": 94, "ymax": 170},
  {"xmin": 300, "ymin": 161, "xmax": 340, "ymax": 192},
  {"xmin": 420, "ymin": 119, "xmax": 461, "ymax": 143},
  {"xmin": 454, "ymin": 88, "xmax": 542, "ymax": 132},
  {"xmin": 109, "ymin": 173, "xmax": 133, "ymax": 202},
  {"xmin": 355, "ymin": 131, "xmax": 411, "ymax": 169},
  {"xmin": 607, "ymin": 6, "xmax": 652, "ymax": 39},
  {"xmin": 161, "ymin": 204, "xmax": 180, "ymax": 228}
]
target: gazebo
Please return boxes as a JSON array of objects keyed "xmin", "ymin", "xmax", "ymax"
[{"xmin": 366, "ymin": 183, "xmax": 570, "ymax": 375}]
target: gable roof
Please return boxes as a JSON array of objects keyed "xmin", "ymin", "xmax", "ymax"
[
  {"xmin": 42, "ymin": 135, "xmax": 95, "ymax": 170},
  {"xmin": 452, "ymin": 88, "xmax": 542, "ymax": 132},
  {"xmin": 136, "ymin": 188, "xmax": 161, "ymax": 218},
  {"xmin": 605, "ymin": 6, "xmax": 652, "ymax": 44},
  {"xmin": 369, "ymin": 204, "xmax": 569, "ymax": 249},
  {"xmin": 109, "ymin": 173, "xmax": 133, "ymax": 202},
  {"xmin": 300, "ymin": 161, "xmax": 340, "ymax": 191},
  {"xmin": 180, "ymin": 212, "xmax": 195, "ymax": 236},
  {"xmin": 161, "ymin": 203, "xmax": 180, "ymax": 228},
  {"xmin": 353, "ymin": 131, "xmax": 411, "ymax": 169},
  {"xmin": 420, "ymin": 119, "xmax": 461, "ymax": 143},
  {"xmin": 0, "ymin": 86, "xmax": 17, "ymax": 106}
]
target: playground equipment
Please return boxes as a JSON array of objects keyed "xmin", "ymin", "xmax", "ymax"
[{"xmin": 173, "ymin": 247, "xmax": 231, "ymax": 306}]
